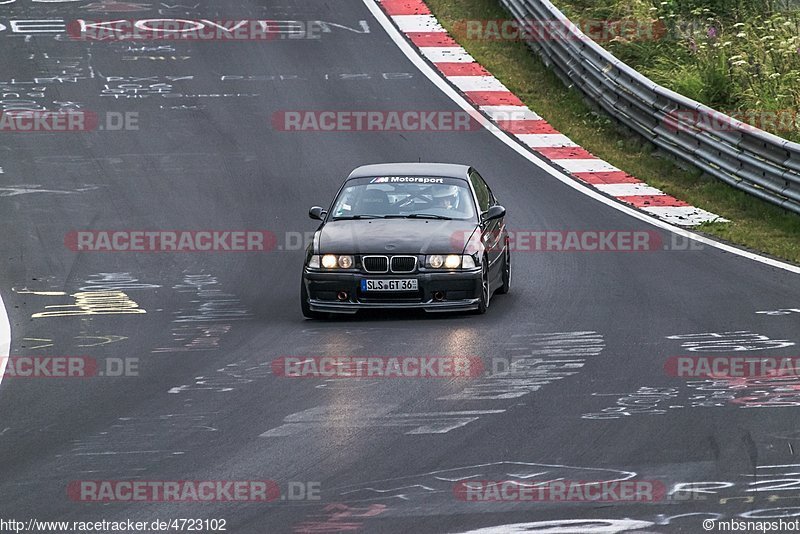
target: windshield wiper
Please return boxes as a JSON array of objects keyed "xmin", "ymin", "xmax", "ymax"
[
  {"xmin": 403, "ymin": 213, "xmax": 453, "ymax": 220},
  {"xmin": 332, "ymin": 215, "xmax": 384, "ymax": 220}
]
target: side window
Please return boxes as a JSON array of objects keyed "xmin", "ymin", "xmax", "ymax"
[{"xmin": 469, "ymin": 170, "xmax": 491, "ymax": 213}]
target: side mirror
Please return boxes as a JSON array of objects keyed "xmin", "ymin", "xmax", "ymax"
[
  {"xmin": 483, "ymin": 205, "xmax": 506, "ymax": 221},
  {"xmin": 309, "ymin": 206, "xmax": 326, "ymax": 221}
]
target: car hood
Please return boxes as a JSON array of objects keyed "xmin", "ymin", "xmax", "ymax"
[{"xmin": 318, "ymin": 219, "xmax": 479, "ymax": 255}]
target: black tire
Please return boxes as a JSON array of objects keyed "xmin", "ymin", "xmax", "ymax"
[
  {"xmin": 301, "ymin": 279, "xmax": 326, "ymax": 319},
  {"xmin": 474, "ymin": 256, "xmax": 490, "ymax": 314},
  {"xmin": 496, "ymin": 242, "xmax": 511, "ymax": 295}
]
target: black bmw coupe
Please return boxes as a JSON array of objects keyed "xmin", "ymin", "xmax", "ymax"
[{"xmin": 301, "ymin": 163, "xmax": 510, "ymax": 318}]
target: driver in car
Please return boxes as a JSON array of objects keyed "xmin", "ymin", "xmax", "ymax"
[{"xmin": 430, "ymin": 184, "xmax": 460, "ymax": 211}]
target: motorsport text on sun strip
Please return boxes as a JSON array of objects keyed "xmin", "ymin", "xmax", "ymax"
[
  {"xmin": 272, "ymin": 356, "xmax": 484, "ymax": 378},
  {"xmin": 453, "ymin": 480, "xmax": 666, "ymax": 502},
  {"xmin": 665, "ymin": 356, "xmax": 800, "ymax": 378}
]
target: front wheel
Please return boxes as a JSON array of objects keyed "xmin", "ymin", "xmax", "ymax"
[
  {"xmin": 496, "ymin": 243, "xmax": 511, "ymax": 295},
  {"xmin": 474, "ymin": 257, "xmax": 490, "ymax": 314},
  {"xmin": 301, "ymin": 279, "xmax": 326, "ymax": 319}
]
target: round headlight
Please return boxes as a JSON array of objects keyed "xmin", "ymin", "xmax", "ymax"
[
  {"xmin": 429, "ymin": 255, "xmax": 444, "ymax": 268},
  {"xmin": 444, "ymin": 255, "xmax": 461, "ymax": 269},
  {"xmin": 321, "ymin": 254, "xmax": 338, "ymax": 269},
  {"xmin": 338, "ymin": 255, "xmax": 353, "ymax": 269}
]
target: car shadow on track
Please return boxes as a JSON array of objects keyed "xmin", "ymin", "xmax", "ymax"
[{"xmin": 304, "ymin": 293, "xmax": 516, "ymax": 323}]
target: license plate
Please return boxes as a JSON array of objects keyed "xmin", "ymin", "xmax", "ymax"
[{"xmin": 361, "ymin": 279, "xmax": 418, "ymax": 292}]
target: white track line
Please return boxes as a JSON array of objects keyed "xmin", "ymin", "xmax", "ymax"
[
  {"xmin": 0, "ymin": 293, "xmax": 10, "ymax": 389},
  {"xmin": 363, "ymin": 0, "xmax": 800, "ymax": 274}
]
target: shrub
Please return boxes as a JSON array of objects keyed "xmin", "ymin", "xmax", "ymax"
[{"xmin": 554, "ymin": 0, "xmax": 800, "ymax": 141}]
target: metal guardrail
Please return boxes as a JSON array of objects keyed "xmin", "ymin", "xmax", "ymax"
[{"xmin": 499, "ymin": 0, "xmax": 800, "ymax": 214}]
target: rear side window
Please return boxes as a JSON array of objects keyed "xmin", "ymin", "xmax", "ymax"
[{"xmin": 469, "ymin": 170, "xmax": 491, "ymax": 213}]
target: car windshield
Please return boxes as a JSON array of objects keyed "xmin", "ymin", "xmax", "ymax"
[{"xmin": 330, "ymin": 176, "xmax": 476, "ymax": 221}]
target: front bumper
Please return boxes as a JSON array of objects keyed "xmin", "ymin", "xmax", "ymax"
[{"xmin": 303, "ymin": 269, "xmax": 482, "ymax": 314}]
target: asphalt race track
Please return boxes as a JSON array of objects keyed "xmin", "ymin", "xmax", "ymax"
[{"xmin": 0, "ymin": 1, "xmax": 799, "ymax": 532}]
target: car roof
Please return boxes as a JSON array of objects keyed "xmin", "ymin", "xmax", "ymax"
[{"xmin": 347, "ymin": 163, "xmax": 471, "ymax": 181}]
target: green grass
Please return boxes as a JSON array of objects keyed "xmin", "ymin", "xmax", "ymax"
[
  {"xmin": 425, "ymin": 0, "xmax": 800, "ymax": 264},
  {"xmin": 553, "ymin": 0, "xmax": 800, "ymax": 139}
]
